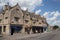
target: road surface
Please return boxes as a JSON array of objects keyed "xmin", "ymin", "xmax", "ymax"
[{"xmin": 0, "ymin": 30, "xmax": 60, "ymax": 40}]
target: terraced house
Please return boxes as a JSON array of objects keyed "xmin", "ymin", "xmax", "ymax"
[{"xmin": 0, "ymin": 3, "xmax": 48, "ymax": 35}]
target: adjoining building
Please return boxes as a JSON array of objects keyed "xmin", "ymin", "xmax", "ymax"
[{"xmin": 0, "ymin": 3, "xmax": 48, "ymax": 35}]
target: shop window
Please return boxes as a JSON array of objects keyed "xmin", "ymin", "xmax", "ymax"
[{"xmin": 3, "ymin": 26, "xmax": 6, "ymax": 32}]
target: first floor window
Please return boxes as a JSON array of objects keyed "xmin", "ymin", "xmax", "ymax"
[
  {"xmin": 33, "ymin": 22, "xmax": 36, "ymax": 24},
  {"xmin": 14, "ymin": 17, "xmax": 19, "ymax": 22},
  {"xmin": 25, "ymin": 20, "xmax": 29, "ymax": 23},
  {"xmin": 5, "ymin": 17, "xmax": 8, "ymax": 19}
]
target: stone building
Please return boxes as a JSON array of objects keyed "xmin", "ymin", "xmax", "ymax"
[{"xmin": 0, "ymin": 3, "xmax": 48, "ymax": 35}]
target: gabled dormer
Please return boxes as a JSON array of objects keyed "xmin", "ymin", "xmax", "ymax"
[
  {"xmin": 11, "ymin": 3, "xmax": 21, "ymax": 11},
  {"xmin": 10, "ymin": 3, "xmax": 23, "ymax": 17},
  {"xmin": 10, "ymin": 3, "xmax": 23, "ymax": 24},
  {"xmin": 22, "ymin": 8, "xmax": 31, "ymax": 20}
]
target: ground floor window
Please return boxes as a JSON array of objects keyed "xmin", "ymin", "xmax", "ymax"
[
  {"xmin": 0, "ymin": 26, "xmax": 2, "ymax": 34},
  {"xmin": 3, "ymin": 26, "xmax": 6, "ymax": 32}
]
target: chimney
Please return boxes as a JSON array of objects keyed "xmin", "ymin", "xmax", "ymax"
[{"xmin": 3, "ymin": 2, "xmax": 10, "ymax": 11}]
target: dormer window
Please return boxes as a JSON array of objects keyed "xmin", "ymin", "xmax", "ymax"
[
  {"xmin": 26, "ymin": 14, "xmax": 29, "ymax": 16},
  {"xmin": 25, "ymin": 20, "xmax": 29, "ymax": 23},
  {"xmin": 16, "ymin": 8, "xmax": 19, "ymax": 11}
]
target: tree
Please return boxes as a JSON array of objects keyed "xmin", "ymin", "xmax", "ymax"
[{"xmin": 53, "ymin": 25, "xmax": 59, "ymax": 30}]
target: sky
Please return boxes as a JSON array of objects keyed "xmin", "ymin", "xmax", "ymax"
[{"xmin": 0, "ymin": 0, "xmax": 60, "ymax": 26}]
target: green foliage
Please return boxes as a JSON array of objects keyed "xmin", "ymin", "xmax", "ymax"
[{"xmin": 53, "ymin": 25, "xmax": 59, "ymax": 30}]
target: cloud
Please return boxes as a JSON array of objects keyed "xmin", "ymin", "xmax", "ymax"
[
  {"xmin": 43, "ymin": 12, "xmax": 50, "ymax": 17},
  {"xmin": 53, "ymin": 11, "xmax": 60, "ymax": 17},
  {"xmin": 0, "ymin": 0, "xmax": 43, "ymax": 11},
  {"xmin": 18, "ymin": 0, "xmax": 42, "ymax": 6},
  {"xmin": 53, "ymin": 20, "xmax": 60, "ymax": 26},
  {"xmin": 43, "ymin": 11, "xmax": 60, "ymax": 26},
  {"xmin": 0, "ymin": 3, "xmax": 5, "ymax": 6},
  {"xmin": 35, "ymin": 9, "xmax": 41, "ymax": 15},
  {"xmin": 49, "ymin": 11, "xmax": 60, "ymax": 21},
  {"xmin": 21, "ymin": 7, "xmax": 27, "ymax": 11},
  {"xmin": 50, "ymin": 11, "xmax": 55, "ymax": 15},
  {"xmin": 0, "ymin": 0, "xmax": 6, "ymax": 6}
]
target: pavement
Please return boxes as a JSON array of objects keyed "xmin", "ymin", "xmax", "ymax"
[
  {"xmin": 0, "ymin": 30, "xmax": 60, "ymax": 40},
  {"xmin": 0, "ymin": 35, "xmax": 3, "ymax": 40},
  {"xmin": 0, "ymin": 32, "xmax": 51, "ymax": 40}
]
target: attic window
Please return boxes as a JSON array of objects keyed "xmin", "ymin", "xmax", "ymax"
[
  {"xmin": 6, "ymin": 8, "xmax": 8, "ymax": 10},
  {"xmin": 26, "ymin": 14, "xmax": 28, "ymax": 16},
  {"xmin": 16, "ymin": 9, "xmax": 19, "ymax": 10}
]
